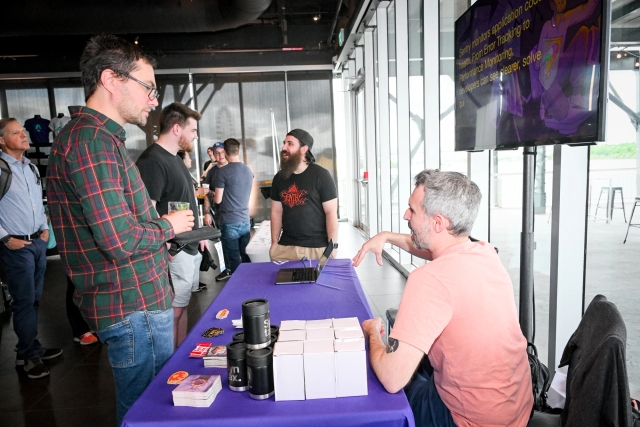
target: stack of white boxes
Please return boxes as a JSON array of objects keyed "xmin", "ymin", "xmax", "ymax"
[{"xmin": 273, "ymin": 317, "xmax": 368, "ymax": 401}]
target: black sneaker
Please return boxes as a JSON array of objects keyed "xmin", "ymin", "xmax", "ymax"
[
  {"xmin": 24, "ymin": 357, "xmax": 50, "ymax": 379},
  {"xmin": 192, "ymin": 283, "xmax": 207, "ymax": 293},
  {"xmin": 41, "ymin": 348, "xmax": 63, "ymax": 360},
  {"xmin": 215, "ymin": 270, "xmax": 231, "ymax": 282},
  {"xmin": 16, "ymin": 348, "xmax": 63, "ymax": 366}
]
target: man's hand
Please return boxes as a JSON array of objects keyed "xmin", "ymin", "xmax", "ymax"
[
  {"xmin": 199, "ymin": 240, "xmax": 208, "ymax": 252},
  {"xmin": 5, "ymin": 237, "xmax": 31, "ymax": 250},
  {"xmin": 204, "ymin": 213, "xmax": 213, "ymax": 226},
  {"xmin": 362, "ymin": 318, "xmax": 385, "ymax": 340},
  {"xmin": 39, "ymin": 230, "xmax": 50, "ymax": 243},
  {"xmin": 352, "ymin": 232, "xmax": 388, "ymax": 267},
  {"xmin": 162, "ymin": 209, "xmax": 194, "ymax": 235}
]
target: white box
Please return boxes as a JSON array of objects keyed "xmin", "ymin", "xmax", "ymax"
[
  {"xmin": 334, "ymin": 328, "xmax": 364, "ymax": 340},
  {"xmin": 334, "ymin": 339, "xmax": 368, "ymax": 397},
  {"xmin": 303, "ymin": 340, "xmax": 336, "ymax": 399},
  {"xmin": 280, "ymin": 320, "xmax": 307, "ymax": 331},
  {"xmin": 278, "ymin": 330, "xmax": 306, "ymax": 342},
  {"xmin": 332, "ymin": 317, "xmax": 361, "ymax": 330},
  {"xmin": 306, "ymin": 328, "xmax": 335, "ymax": 341},
  {"xmin": 273, "ymin": 341, "xmax": 305, "ymax": 401},
  {"xmin": 305, "ymin": 319, "xmax": 333, "ymax": 329}
]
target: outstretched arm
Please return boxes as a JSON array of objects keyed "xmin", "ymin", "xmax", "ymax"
[
  {"xmin": 352, "ymin": 231, "xmax": 433, "ymax": 267},
  {"xmin": 564, "ymin": 0, "xmax": 599, "ymax": 27}
]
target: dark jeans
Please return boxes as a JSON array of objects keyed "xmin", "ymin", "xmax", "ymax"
[
  {"xmin": 404, "ymin": 358, "xmax": 457, "ymax": 427},
  {"xmin": 220, "ymin": 221, "xmax": 251, "ymax": 273},
  {"xmin": 66, "ymin": 276, "xmax": 91, "ymax": 338},
  {"xmin": 0, "ymin": 238, "xmax": 47, "ymax": 360}
]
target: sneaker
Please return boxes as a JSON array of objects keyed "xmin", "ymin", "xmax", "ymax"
[
  {"xmin": 16, "ymin": 348, "xmax": 63, "ymax": 366},
  {"xmin": 24, "ymin": 357, "xmax": 49, "ymax": 379},
  {"xmin": 74, "ymin": 332, "xmax": 98, "ymax": 345},
  {"xmin": 192, "ymin": 283, "xmax": 207, "ymax": 293},
  {"xmin": 41, "ymin": 348, "xmax": 63, "ymax": 360},
  {"xmin": 215, "ymin": 270, "xmax": 231, "ymax": 282}
]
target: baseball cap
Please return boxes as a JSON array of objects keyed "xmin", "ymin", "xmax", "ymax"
[
  {"xmin": 286, "ymin": 129, "xmax": 315, "ymax": 162},
  {"xmin": 211, "ymin": 142, "xmax": 224, "ymax": 150}
]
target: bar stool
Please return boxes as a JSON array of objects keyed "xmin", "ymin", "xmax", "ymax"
[
  {"xmin": 594, "ymin": 186, "xmax": 626, "ymax": 223},
  {"xmin": 623, "ymin": 197, "xmax": 640, "ymax": 243}
]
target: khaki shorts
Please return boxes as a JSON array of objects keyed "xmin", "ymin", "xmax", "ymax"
[{"xmin": 269, "ymin": 243, "xmax": 326, "ymax": 262}]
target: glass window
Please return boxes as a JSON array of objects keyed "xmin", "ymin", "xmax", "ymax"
[
  {"xmin": 388, "ymin": 2, "xmax": 400, "ymax": 251},
  {"xmin": 287, "ymin": 71, "xmax": 335, "ymax": 180},
  {"xmin": 408, "ymin": 0, "xmax": 425, "ymax": 266},
  {"xmin": 586, "ymin": 64, "xmax": 640, "ymax": 396},
  {"xmin": 440, "ymin": 0, "xmax": 467, "ymax": 174}
]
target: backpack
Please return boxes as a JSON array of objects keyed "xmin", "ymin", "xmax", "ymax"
[
  {"xmin": 528, "ymin": 342, "xmax": 551, "ymax": 413},
  {"xmin": 0, "ymin": 158, "xmax": 39, "ymax": 201}
]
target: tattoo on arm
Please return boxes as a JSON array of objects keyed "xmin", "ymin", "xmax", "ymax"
[{"xmin": 386, "ymin": 338, "xmax": 399, "ymax": 354}]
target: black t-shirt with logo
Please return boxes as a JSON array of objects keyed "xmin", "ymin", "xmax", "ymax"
[
  {"xmin": 270, "ymin": 163, "xmax": 337, "ymax": 248},
  {"xmin": 136, "ymin": 143, "xmax": 199, "ymax": 255}
]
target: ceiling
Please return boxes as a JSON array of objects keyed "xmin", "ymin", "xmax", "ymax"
[{"xmin": 0, "ymin": 0, "xmax": 357, "ymax": 76}]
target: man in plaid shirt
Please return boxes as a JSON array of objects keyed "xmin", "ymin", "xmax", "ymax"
[{"xmin": 47, "ymin": 35, "xmax": 194, "ymax": 426}]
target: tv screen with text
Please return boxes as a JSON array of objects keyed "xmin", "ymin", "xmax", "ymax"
[{"xmin": 455, "ymin": 0, "xmax": 607, "ymax": 151}]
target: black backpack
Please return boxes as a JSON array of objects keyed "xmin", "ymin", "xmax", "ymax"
[
  {"xmin": 0, "ymin": 158, "xmax": 39, "ymax": 201},
  {"xmin": 528, "ymin": 342, "xmax": 551, "ymax": 413}
]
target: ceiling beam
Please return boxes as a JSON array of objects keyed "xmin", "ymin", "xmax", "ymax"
[{"xmin": 612, "ymin": 0, "xmax": 640, "ymax": 23}]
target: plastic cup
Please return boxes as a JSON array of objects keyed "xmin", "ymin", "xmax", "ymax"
[{"xmin": 168, "ymin": 201, "xmax": 190, "ymax": 214}]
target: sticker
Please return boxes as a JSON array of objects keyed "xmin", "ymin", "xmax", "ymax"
[
  {"xmin": 202, "ymin": 327, "xmax": 225, "ymax": 338},
  {"xmin": 189, "ymin": 342, "xmax": 212, "ymax": 358},
  {"xmin": 216, "ymin": 309, "xmax": 229, "ymax": 319},
  {"xmin": 167, "ymin": 371, "xmax": 189, "ymax": 384}
]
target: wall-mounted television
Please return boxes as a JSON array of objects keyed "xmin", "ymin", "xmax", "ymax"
[{"xmin": 454, "ymin": 0, "xmax": 610, "ymax": 151}]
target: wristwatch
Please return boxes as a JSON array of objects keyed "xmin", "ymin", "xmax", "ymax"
[{"xmin": 1, "ymin": 235, "xmax": 11, "ymax": 244}]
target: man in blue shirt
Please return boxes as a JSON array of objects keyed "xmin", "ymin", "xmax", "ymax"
[
  {"xmin": 0, "ymin": 118, "xmax": 62, "ymax": 379},
  {"xmin": 213, "ymin": 138, "xmax": 253, "ymax": 275}
]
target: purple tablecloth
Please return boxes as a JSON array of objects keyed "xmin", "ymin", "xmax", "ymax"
[{"xmin": 122, "ymin": 259, "xmax": 415, "ymax": 427}]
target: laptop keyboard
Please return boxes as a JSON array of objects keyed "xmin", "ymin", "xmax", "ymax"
[{"xmin": 292, "ymin": 268, "xmax": 314, "ymax": 281}]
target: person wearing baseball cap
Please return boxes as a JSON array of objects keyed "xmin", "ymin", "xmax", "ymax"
[{"xmin": 269, "ymin": 129, "xmax": 338, "ymax": 261}]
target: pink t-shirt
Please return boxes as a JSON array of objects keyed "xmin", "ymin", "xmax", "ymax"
[{"xmin": 390, "ymin": 240, "xmax": 532, "ymax": 427}]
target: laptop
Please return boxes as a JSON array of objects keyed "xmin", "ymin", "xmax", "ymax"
[{"xmin": 275, "ymin": 240, "xmax": 336, "ymax": 285}]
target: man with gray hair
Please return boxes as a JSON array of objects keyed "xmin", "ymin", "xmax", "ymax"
[{"xmin": 352, "ymin": 170, "xmax": 532, "ymax": 427}]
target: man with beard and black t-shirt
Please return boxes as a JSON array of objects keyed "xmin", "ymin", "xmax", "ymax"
[
  {"xmin": 269, "ymin": 129, "xmax": 338, "ymax": 261},
  {"xmin": 136, "ymin": 102, "xmax": 206, "ymax": 349}
]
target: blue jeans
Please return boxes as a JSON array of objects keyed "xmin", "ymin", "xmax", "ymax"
[
  {"xmin": 404, "ymin": 359, "xmax": 456, "ymax": 427},
  {"xmin": 220, "ymin": 221, "xmax": 251, "ymax": 273},
  {"xmin": 97, "ymin": 309, "xmax": 174, "ymax": 426},
  {"xmin": 0, "ymin": 238, "xmax": 47, "ymax": 360}
]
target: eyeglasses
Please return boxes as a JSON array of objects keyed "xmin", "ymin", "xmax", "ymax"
[{"xmin": 117, "ymin": 70, "xmax": 160, "ymax": 100}]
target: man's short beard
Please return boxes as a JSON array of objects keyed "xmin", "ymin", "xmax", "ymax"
[
  {"xmin": 280, "ymin": 149, "xmax": 303, "ymax": 179},
  {"xmin": 178, "ymin": 135, "xmax": 194, "ymax": 152},
  {"xmin": 411, "ymin": 220, "xmax": 432, "ymax": 250}
]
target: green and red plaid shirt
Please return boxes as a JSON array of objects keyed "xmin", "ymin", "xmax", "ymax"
[{"xmin": 47, "ymin": 106, "xmax": 174, "ymax": 331}]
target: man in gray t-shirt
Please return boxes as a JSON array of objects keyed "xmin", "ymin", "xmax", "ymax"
[{"xmin": 212, "ymin": 138, "xmax": 253, "ymax": 274}]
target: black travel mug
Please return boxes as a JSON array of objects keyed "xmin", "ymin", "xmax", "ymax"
[
  {"xmin": 241, "ymin": 299, "xmax": 271, "ymax": 350},
  {"xmin": 226, "ymin": 341, "xmax": 249, "ymax": 392},
  {"xmin": 246, "ymin": 347, "xmax": 274, "ymax": 400},
  {"xmin": 232, "ymin": 331, "xmax": 245, "ymax": 343},
  {"xmin": 270, "ymin": 325, "xmax": 280, "ymax": 338}
]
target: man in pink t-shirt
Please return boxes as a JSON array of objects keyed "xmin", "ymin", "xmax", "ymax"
[{"xmin": 353, "ymin": 170, "xmax": 532, "ymax": 427}]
